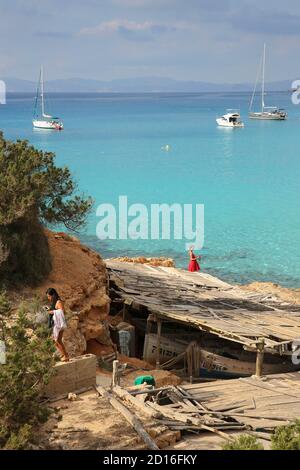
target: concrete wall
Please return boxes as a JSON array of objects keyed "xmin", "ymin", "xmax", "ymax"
[{"xmin": 44, "ymin": 354, "xmax": 97, "ymax": 398}]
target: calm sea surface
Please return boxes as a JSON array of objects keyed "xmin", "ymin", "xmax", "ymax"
[{"xmin": 1, "ymin": 92, "xmax": 300, "ymax": 287}]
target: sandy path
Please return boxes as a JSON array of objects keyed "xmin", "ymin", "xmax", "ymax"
[{"xmin": 42, "ymin": 390, "xmax": 145, "ymax": 450}]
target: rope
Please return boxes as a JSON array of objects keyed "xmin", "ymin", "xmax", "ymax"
[
  {"xmin": 160, "ymin": 341, "xmax": 203, "ymax": 379},
  {"xmin": 186, "ymin": 342, "xmax": 202, "ymax": 378}
]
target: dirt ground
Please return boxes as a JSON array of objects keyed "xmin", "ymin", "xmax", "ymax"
[
  {"xmin": 40, "ymin": 386, "xmax": 270, "ymax": 451},
  {"xmin": 40, "ymin": 390, "xmax": 145, "ymax": 450}
]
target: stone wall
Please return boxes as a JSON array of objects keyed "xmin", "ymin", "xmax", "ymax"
[{"xmin": 44, "ymin": 354, "xmax": 97, "ymax": 398}]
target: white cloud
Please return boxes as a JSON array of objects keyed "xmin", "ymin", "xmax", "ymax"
[{"xmin": 78, "ymin": 19, "xmax": 183, "ymax": 39}]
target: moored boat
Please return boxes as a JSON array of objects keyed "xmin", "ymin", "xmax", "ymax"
[
  {"xmin": 216, "ymin": 110, "xmax": 244, "ymax": 128},
  {"xmin": 33, "ymin": 66, "xmax": 64, "ymax": 130},
  {"xmin": 249, "ymin": 108, "xmax": 287, "ymax": 120},
  {"xmin": 249, "ymin": 44, "xmax": 287, "ymax": 121},
  {"xmin": 143, "ymin": 333, "xmax": 298, "ymax": 379}
]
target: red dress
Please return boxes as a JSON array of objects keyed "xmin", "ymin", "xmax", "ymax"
[{"xmin": 188, "ymin": 253, "xmax": 200, "ymax": 272}]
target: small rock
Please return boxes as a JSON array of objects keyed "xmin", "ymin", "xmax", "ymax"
[{"xmin": 68, "ymin": 393, "xmax": 78, "ymax": 401}]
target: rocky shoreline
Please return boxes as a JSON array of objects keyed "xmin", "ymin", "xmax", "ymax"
[{"xmin": 9, "ymin": 231, "xmax": 300, "ymax": 362}]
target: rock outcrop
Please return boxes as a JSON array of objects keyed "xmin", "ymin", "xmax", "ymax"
[
  {"xmin": 35, "ymin": 231, "xmax": 111, "ymax": 357},
  {"xmin": 242, "ymin": 282, "xmax": 300, "ymax": 306},
  {"xmin": 108, "ymin": 257, "xmax": 175, "ymax": 268}
]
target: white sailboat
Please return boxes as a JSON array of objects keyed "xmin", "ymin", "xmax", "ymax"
[
  {"xmin": 249, "ymin": 44, "xmax": 287, "ymax": 120},
  {"xmin": 33, "ymin": 66, "xmax": 64, "ymax": 130}
]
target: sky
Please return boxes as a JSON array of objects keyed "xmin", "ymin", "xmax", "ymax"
[{"xmin": 0, "ymin": 0, "xmax": 300, "ymax": 83}]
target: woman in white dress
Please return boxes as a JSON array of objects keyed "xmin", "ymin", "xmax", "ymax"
[{"xmin": 46, "ymin": 288, "xmax": 69, "ymax": 362}]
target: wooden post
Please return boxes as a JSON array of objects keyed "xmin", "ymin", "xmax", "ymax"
[
  {"xmin": 112, "ymin": 360, "xmax": 120, "ymax": 388},
  {"xmin": 156, "ymin": 319, "xmax": 162, "ymax": 370},
  {"xmin": 122, "ymin": 303, "xmax": 127, "ymax": 322},
  {"xmin": 122, "ymin": 299, "xmax": 133, "ymax": 322},
  {"xmin": 255, "ymin": 338, "xmax": 265, "ymax": 378},
  {"xmin": 146, "ymin": 315, "xmax": 152, "ymax": 335}
]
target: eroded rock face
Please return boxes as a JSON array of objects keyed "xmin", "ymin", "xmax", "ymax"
[
  {"xmin": 63, "ymin": 318, "xmax": 87, "ymax": 358},
  {"xmin": 36, "ymin": 231, "xmax": 112, "ymax": 357}
]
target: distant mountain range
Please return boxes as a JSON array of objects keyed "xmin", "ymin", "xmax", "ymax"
[{"xmin": 3, "ymin": 76, "xmax": 295, "ymax": 93}]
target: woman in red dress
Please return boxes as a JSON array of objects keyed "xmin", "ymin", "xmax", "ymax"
[{"xmin": 188, "ymin": 247, "xmax": 201, "ymax": 272}]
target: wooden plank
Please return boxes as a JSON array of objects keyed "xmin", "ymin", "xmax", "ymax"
[
  {"xmin": 239, "ymin": 378, "xmax": 300, "ymax": 399},
  {"xmin": 96, "ymin": 385, "xmax": 159, "ymax": 450},
  {"xmin": 112, "ymin": 386, "xmax": 162, "ymax": 419}
]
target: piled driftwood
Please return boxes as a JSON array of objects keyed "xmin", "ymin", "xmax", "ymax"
[
  {"xmin": 108, "ymin": 371, "xmax": 300, "ymax": 446},
  {"xmin": 96, "ymin": 357, "xmax": 300, "ymax": 448},
  {"xmin": 179, "ymin": 373, "xmax": 300, "ymax": 431},
  {"xmin": 124, "ymin": 384, "xmax": 246, "ymax": 441}
]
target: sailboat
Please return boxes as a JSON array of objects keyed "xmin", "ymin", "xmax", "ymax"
[
  {"xmin": 249, "ymin": 44, "xmax": 287, "ymax": 120},
  {"xmin": 33, "ymin": 66, "xmax": 64, "ymax": 130}
]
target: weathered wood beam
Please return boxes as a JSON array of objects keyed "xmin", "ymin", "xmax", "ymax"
[
  {"xmin": 96, "ymin": 385, "xmax": 159, "ymax": 450},
  {"xmin": 113, "ymin": 385, "xmax": 162, "ymax": 419},
  {"xmin": 255, "ymin": 338, "xmax": 265, "ymax": 378},
  {"xmin": 112, "ymin": 360, "xmax": 120, "ymax": 388},
  {"xmin": 156, "ymin": 318, "xmax": 162, "ymax": 370}
]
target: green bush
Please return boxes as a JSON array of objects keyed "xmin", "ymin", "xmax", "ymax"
[
  {"xmin": 271, "ymin": 420, "xmax": 300, "ymax": 450},
  {"xmin": 1, "ymin": 220, "xmax": 52, "ymax": 285},
  {"xmin": 0, "ymin": 132, "xmax": 93, "ymax": 285},
  {"xmin": 223, "ymin": 435, "xmax": 264, "ymax": 451},
  {"xmin": 4, "ymin": 424, "xmax": 33, "ymax": 450},
  {"xmin": 0, "ymin": 290, "xmax": 10, "ymax": 343},
  {"xmin": 0, "ymin": 290, "xmax": 10, "ymax": 318},
  {"xmin": 0, "ymin": 308, "xmax": 55, "ymax": 449}
]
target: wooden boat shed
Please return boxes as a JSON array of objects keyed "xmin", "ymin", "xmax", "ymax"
[{"xmin": 107, "ymin": 261, "xmax": 300, "ymax": 375}]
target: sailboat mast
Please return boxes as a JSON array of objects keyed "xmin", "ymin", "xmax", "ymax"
[
  {"xmin": 262, "ymin": 44, "xmax": 266, "ymax": 113},
  {"xmin": 41, "ymin": 65, "xmax": 45, "ymax": 117}
]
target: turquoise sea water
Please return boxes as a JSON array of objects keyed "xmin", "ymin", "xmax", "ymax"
[{"xmin": 1, "ymin": 92, "xmax": 300, "ymax": 287}]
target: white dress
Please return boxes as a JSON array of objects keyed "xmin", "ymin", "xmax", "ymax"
[{"xmin": 53, "ymin": 309, "xmax": 67, "ymax": 341}]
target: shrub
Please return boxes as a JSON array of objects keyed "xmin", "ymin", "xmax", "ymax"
[
  {"xmin": 223, "ymin": 435, "xmax": 264, "ymax": 451},
  {"xmin": 0, "ymin": 290, "xmax": 10, "ymax": 343},
  {"xmin": 0, "ymin": 132, "xmax": 93, "ymax": 284},
  {"xmin": 271, "ymin": 420, "xmax": 300, "ymax": 450},
  {"xmin": 0, "ymin": 290, "xmax": 10, "ymax": 318},
  {"xmin": 0, "ymin": 307, "xmax": 55, "ymax": 449},
  {"xmin": 4, "ymin": 424, "xmax": 33, "ymax": 450}
]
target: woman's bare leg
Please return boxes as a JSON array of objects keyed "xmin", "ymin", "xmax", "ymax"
[
  {"xmin": 54, "ymin": 340, "xmax": 65, "ymax": 358},
  {"xmin": 56, "ymin": 331, "xmax": 69, "ymax": 361}
]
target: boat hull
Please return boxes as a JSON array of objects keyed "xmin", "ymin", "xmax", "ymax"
[
  {"xmin": 249, "ymin": 112, "xmax": 287, "ymax": 121},
  {"xmin": 33, "ymin": 120, "xmax": 64, "ymax": 130},
  {"xmin": 143, "ymin": 333, "xmax": 298, "ymax": 379},
  {"xmin": 216, "ymin": 119, "xmax": 244, "ymax": 128}
]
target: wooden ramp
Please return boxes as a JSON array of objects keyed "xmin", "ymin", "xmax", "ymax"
[{"xmin": 107, "ymin": 261, "xmax": 300, "ymax": 356}]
